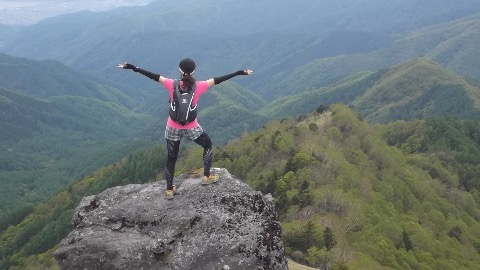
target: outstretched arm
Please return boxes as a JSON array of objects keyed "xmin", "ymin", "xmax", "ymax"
[
  {"xmin": 117, "ymin": 62, "xmax": 166, "ymax": 84},
  {"xmin": 207, "ymin": 70, "xmax": 253, "ymax": 87}
]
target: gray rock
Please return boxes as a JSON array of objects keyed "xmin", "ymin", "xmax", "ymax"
[{"xmin": 54, "ymin": 168, "xmax": 288, "ymax": 270}]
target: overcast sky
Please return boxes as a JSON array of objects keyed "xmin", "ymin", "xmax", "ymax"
[{"xmin": 0, "ymin": 0, "xmax": 153, "ymax": 25}]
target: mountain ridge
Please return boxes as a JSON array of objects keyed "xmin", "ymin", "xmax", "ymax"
[
  {"xmin": 352, "ymin": 58, "xmax": 480, "ymax": 122},
  {"xmin": 2, "ymin": 0, "xmax": 480, "ymax": 98},
  {"xmin": 259, "ymin": 58, "xmax": 480, "ymax": 123},
  {"xmin": 278, "ymin": 14, "xmax": 480, "ymax": 92}
]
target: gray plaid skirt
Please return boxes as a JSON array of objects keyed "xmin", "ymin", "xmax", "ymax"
[{"xmin": 164, "ymin": 124, "xmax": 204, "ymax": 141}]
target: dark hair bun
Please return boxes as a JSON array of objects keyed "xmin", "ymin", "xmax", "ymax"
[{"xmin": 179, "ymin": 58, "xmax": 196, "ymax": 75}]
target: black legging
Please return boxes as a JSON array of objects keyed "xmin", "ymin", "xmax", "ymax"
[{"xmin": 164, "ymin": 132, "xmax": 213, "ymax": 190}]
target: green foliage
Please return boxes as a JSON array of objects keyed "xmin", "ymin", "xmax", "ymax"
[
  {"xmin": 199, "ymin": 87, "xmax": 268, "ymax": 144},
  {"xmin": 209, "ymin": 104, "xmax": 480, "ymax": 269},
  {"xmin": 0, "ymin": 205, "xmax": 34, "ymax": 233},
  {"xmin": 283, "ymin": 219, "xmax": 324, "ymax": 253},
  {"xmin": 401, "ymin": 230, "xmax": 413, "ymax": 251},
  {"xmin": 0, "ymin": 55, "xmax": 159, "ymax": 218},
  {"xmin": 351, "ymin": 58, "xmax": 480, "ymax": 122},
  {"xmin": 0, "ymin": 53, "xmax": 136, "ymax": 105},
  {"xmin": 382, "ymin": 117, "xmax": 480, "ymax": 193},
  {"xmin": 323, "ymin": 227, "xmax": 336, "ymax": 251}
]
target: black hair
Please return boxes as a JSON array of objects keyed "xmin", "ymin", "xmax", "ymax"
[
  {"xmin": 179, "ymin": 58, "xmax": 196, "ymax": 89},
  {"xmin": 181, "ymin": 74, "xmax": 196, "ymax": 89}
]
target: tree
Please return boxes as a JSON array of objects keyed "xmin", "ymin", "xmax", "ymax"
[
  {"xmin": 324, "ymin": 227, "xmax": 336, "ymax": 251},
  {"xmin": 302, "ymin": 220, "xmax": 317, "ymax": 252},
  {"xmin": 316, "ymin": 105, "xmax": 329, "ymax": 114},
  {"xmin": 298, "ymin": 179, "xmax": 313, "ymax": 207},
  {"xmin": 401, "ymin": 230, "xmax": 413, "ymax": 251},
  {"xmin": 306, "ymin": 246, "xmax": 331, "ymax": 269},
  {"xmin": 274, "ymin": 179, "xmax": 289, "ymax": 214},
  {"xmin": 448, "ymin": 226, "xmax": 463, "ymax": 242}
]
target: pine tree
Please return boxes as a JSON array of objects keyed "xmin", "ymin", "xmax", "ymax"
[
  {"xmin": 323, "ymin": 227, "xmax": 336, "ymax": 251},
  {"xmin": 402, "ymin": 230, "xmax": 413, "ymax": 251}
]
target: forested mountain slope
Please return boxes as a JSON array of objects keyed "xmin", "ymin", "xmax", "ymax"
[
  {"xmin": 279, "ymin": 14, "xmax": 480, "ymax": 95},
  {"xmin": 351, "ymin": 59, "xmax": 480, "ymax": 122},
  {"xmin": 208, "ymin": 105, "xmax": 480, "ymax": 269},
  {"xmin": 2, "ymin": 105, "xmax": 479, "ymax": 269},
  {"xmin": 260, "ymin": 58, "xmax": 480, "ymax": 123},
  {"xmin": 0, "ymin": 55, "xmax": 155, "ymax": 219},
  {"xmin": 0, "ymin": 53, "xmax": 138, "ymax": 104}
]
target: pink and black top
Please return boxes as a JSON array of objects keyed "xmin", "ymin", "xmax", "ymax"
[{"xmin": 163, "ymin": 78, "xmax": 209, "ymax": 129}]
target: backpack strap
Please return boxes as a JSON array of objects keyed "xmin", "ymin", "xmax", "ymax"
[
  {"xmin": 170, "ymin": 80, "xmax": 198, "ymax": 119},
  {"xmin": 172, "ymin": 80, "xmax": 197, "ymax": 106},
  {"xmin": 189, "ymin": 83, "xmax": 197, "ymax": 110},
  {"xmin": 170, "ymin": 80, "xmax": 178, "ymax": 111}
]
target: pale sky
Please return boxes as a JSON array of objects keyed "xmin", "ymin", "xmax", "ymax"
[{"xmin": 0, "ymin": 0, "xmax": 153, "ymax": 25}]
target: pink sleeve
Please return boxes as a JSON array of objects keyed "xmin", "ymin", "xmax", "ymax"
[
  {"xmin": 164, "ymin": 78, "xmax": 175, "ymax": 100},
  {"xmin": 164, "ymin": 78, "xmax": 175, "ymax": 91},
  {"xmin": 191, "ymin": 81, "xmax": 208, "ymax": 106},
  {"xmin": 194, "ymin": 81, "xmax": 208, "ymax": 95}
]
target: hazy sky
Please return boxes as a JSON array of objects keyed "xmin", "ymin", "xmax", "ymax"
[{"xmin": 0, "ymin": 0, "xmax": 153, "ymax": 25}]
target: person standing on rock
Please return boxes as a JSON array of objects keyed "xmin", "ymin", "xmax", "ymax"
[{"xmin": 118, "ymin": 58, "xmax": 253, "ymax": 199}]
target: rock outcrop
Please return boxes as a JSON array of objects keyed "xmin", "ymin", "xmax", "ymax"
[{"xmin": 54, "ymin": 168, "xmax": 287, "ymax": 270}]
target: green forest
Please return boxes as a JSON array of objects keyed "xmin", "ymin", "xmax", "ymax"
[
  {"xmin": 0, "ymin": 86, "xmax": 156, "ymax": 216},
  {"xmin": 1, "ymin": 105, "xmax": 479, "ymax": 269},
  {"xmin": 209, "ymin": 105, "xmax": 480, "ymax": 269}
]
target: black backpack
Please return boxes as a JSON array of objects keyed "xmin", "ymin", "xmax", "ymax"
[{"xmin": 169, "ymin": 80, "xmax": 197, "ymax": 125}]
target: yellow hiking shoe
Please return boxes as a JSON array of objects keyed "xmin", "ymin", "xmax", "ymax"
[
  {"xmin": 202, "ymin": 174, "xmax": 219, "ymax": 185},
  {"xmin": 165, "ymin": 185, "xmax": 177, "ymax": 200}
]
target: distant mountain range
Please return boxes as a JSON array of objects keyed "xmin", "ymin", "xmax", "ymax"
[
  {"xmin": 1, "ymin": 1, "xmax": 480, "ymax": 269},
  {"xmin": 269, "ymin": 13, "xmax": 480, "ymax": 99},
  {"xmin": 1, "ymin": 0, "xmax": 480, "ymax": 99}
]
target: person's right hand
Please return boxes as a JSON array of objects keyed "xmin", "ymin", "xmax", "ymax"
[{"xmin": 117, "ymin": 62, "xmax": 137, "ymax": 70}]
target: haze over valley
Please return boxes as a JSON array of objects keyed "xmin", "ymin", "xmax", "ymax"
[{"xmin": 0, "ymin": 0, "xmax": 152, "ymax": 25}]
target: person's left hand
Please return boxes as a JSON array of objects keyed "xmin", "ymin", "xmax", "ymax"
[{"xmin": 117, "ymin": 62, "xmax": 136, "ymax": 70}]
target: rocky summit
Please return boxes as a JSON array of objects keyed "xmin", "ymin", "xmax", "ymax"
[{"xmin": 54, "ymin": 168, "xmax": 287, "ymax": 270}]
